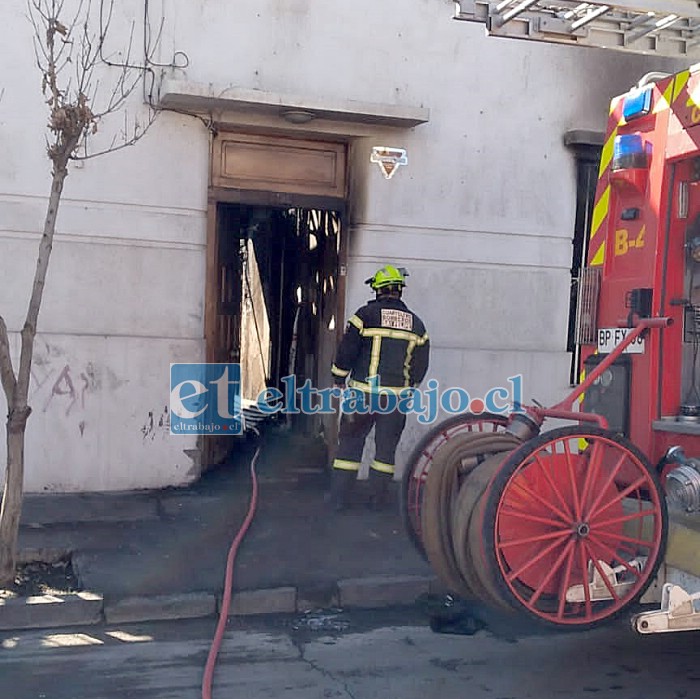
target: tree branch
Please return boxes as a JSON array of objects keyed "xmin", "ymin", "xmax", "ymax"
[
  {"xmin": 70, "ymin": 109, "xmax": 157, "ymax": 160},
  {"xmin": 16, "ymin": 151, "xmax": 75, "ymax": 403},
  {"xmin": 17, "ymin": 0, "xmax": 163, "ymax": 393},
  {"xmin": 0, "ymin": 316, "xmax": 17, "ymax": 404}
]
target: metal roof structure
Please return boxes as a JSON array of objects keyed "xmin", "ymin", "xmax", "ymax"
[{"xmin": 454, "ymin": 1, "xmax": 700, "ymax": 59}]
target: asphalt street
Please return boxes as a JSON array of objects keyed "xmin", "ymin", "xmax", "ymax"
[{"xmin": 1, "ymin": 607, "xmax": 699, "ymax": 699}]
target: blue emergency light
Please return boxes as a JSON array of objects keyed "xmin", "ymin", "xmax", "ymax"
[
  {"xmin": 623, "ymin": 86, "xmax": 653, "ymax": 122},
  {"xmin": 612, "ymin": 134, "xmax": 648, "ymax": 171}
]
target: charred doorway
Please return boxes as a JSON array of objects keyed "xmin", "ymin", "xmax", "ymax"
[{"xmin": 207, "ymin": 203, "xmax": 344, "ymax": 464}]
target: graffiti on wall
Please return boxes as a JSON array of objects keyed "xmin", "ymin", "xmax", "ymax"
[
  {"xmin": 30, "ymin": 341, "xmax": 128, "ymax": 438},
  {"xmin": 43, "ymin": 364, "xmax": 89, "ymax": 416},
  {"xmin": 141, "ymin": 405, "xmax": 170, "ymax": 441}
]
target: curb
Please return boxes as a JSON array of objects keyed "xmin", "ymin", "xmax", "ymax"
[
  {"xmin": 0, "ymin": 575, "xmax": 441, "ymax": 631},
  {"xmin": 0, "ymin": 592, "xmax": 103, "ymax": 631},
  {"xmin": 105, "ymin": 592, "xmax": 217, "ymax": 624}
]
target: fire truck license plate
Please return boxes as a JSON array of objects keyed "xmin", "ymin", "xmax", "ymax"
[{"xmin": 596, "ymin": 328, "xmax": 645, "ymax": 354}]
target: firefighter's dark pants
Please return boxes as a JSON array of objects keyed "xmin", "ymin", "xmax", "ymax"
[{"xmin": 330, "ymin": 393, "xmax": 406, "ymax": 508}]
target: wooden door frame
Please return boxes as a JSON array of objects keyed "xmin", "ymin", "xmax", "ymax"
[
  {"xmin": 204, "ymin": 198, "xmax": 220, "ymax": 364},
  {"xmin": 202, "ymin": 193, "xmax": 349, "ymax": 467},
  {"xmin": 202, "ymin": 129, "xmax": 350, "ymax": 468}
]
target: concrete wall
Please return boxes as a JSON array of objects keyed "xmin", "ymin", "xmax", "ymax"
[
  {"xmin": 0, "ymin": 0, "xmax": 209, "ymax": 490},
  {"xmin": 0, "ymin": 0, "xmax": 687, "ymax": 490}
]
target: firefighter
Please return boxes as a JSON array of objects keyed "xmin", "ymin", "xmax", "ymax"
[{"xmin": 328, "ymin": 264, "xmax": 430, "ymax": 511}]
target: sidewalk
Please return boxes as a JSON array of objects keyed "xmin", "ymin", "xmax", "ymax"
[{"xmin": 3, "ymin": 427, "xmax": 437, "ymax": 630}]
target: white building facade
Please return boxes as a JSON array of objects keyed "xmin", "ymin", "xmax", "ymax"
[{"xmin": 0, "ymin": 0, "xmax": 685, "ymax": 492}]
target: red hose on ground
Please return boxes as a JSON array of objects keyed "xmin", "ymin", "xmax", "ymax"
[{"xmin": 202, "ymin": 442, "xmax": 262, "ymax": 699}]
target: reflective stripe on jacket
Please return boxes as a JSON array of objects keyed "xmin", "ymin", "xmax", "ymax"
[{"xmin": 331, "ymin": 297, "xmax": 429, "ymax": 390}]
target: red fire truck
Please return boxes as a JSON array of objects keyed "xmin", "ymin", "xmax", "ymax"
[{"xmin": 402, "ymin": 1, "xmax": 700, "ymax": 633}]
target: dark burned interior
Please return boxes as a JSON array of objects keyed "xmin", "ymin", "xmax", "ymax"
[{"xmin": 209, "ymin": 203, "xmax": 343, "ymax": 465}]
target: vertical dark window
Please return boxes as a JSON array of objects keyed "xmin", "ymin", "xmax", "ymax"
[{"xmin": 565, "ymin": 132, "xmax": 602, "ymax": 385}]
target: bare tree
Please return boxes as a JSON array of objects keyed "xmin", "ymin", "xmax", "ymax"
[{"xmin": 0, "ymin": 0, "xmax": 159, "ymax": 585}]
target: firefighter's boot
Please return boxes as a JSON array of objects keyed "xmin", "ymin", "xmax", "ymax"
[
  {"xmin": 368, "ymin": 469, "xmax": 393, "ymax": 511},
  {"xmin": 328, "ymin": 469, "xmax": 356, "ymax": 512}
]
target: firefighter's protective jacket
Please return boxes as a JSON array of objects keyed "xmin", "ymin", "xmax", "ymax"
[{"xmin": 331, "ymin": 297, "xmax": 430, "ymax": 391}]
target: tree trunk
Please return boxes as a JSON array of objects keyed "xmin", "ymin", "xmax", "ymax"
[
  {"xmin": 0, "ymin": 412, "xmax": 28, "ymax": 585},
  {"xmin": 0, "ymin": 159, "xmax": 71, "ymax": 587}
]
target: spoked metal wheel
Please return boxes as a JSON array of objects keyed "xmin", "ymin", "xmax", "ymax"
[
  {"xmin": 421, "ymin": 431, "xmax": 521, "ymax": 597},
  {"xmin": 474, "ymin": 426, "xmax": 667, "ymax": 629},
  {"xmin": 400, "ymin": 413, "xmax": 509, "ymax": 559}
]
